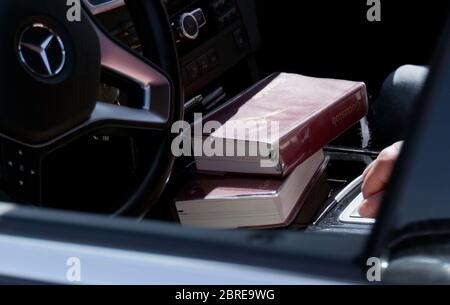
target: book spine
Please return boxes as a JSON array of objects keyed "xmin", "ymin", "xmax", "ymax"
[{"xmin": 278, "ymin": 84, "xmax": 369, "ymax": 177}]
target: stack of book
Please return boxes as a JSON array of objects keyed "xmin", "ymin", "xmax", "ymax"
[{"xmin": 175, "ymin": 73, "xmax": 368, "ymax": 229}]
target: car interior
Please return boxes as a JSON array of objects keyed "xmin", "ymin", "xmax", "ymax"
[{"xmin": 0, "ymin": 0, "xmax": 450, "ymax": 283}]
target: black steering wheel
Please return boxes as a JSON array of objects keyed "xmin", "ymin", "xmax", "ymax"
[{"xmin": 0, "ymin": 1, "xmax": 184, "ymax": 216}]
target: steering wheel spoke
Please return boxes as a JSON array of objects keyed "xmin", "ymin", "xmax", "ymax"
[
  {"xmin": 96, "ymin": 24, "xmax": 173, "ymax": 127},
  {"xmin": 89, "ymin": 102, "xmax": 168, "ymax": 130}
]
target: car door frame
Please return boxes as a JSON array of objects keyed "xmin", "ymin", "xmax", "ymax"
[{"xmin": 0, "ymin": 203, "xmax": 367, "ymax": 284}]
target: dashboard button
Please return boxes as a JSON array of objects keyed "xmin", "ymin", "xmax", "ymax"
[
  {"xmin": 197, "ymin": 55, "xmax": 210, "ymax": 73},
  {"xmin": 207, "ymin": 49, "xmax": 219, "ymax": 67},
  {"xmin": 186, "ymin": 62, "xmax": 200, "ymax": 81},
  {"xmin": 233, "ymin": 28, "xmax": 246, "ymax": 49}
]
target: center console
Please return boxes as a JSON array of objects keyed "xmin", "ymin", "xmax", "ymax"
[
  {"xmin": 306, "ymin": 147, "xmax": 379, "ymax": 234},
  {"xmin": 166, "ymin": 0, "xmax": 258, "ymax": 99}
]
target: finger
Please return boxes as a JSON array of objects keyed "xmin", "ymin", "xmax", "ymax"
[
  {"xmin": 362, "ymin": 159, "xmax": 393, "ymax": 198},
  {"xmin": 359, "ymin": 191, "xmax": 384, "ymax": 218},
  {"xmin": 363, "ymin": 162, "xmax": 374, "ymax": 179},
  {"xmin": 362, "ymin": 146, "xmax": 399, "ymax": 198},
  {"xmin": 392, "ymin": 141, "xmax": 404, "ymax": 152}
]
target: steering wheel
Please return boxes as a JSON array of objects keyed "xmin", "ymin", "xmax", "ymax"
[{"xmin": 0, "ymin": 1, "xmax": 184, "ymax": 216}]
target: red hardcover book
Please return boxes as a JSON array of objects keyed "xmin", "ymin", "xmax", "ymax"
[
  {"xmin": 176, "ymin": 151, "xmax": 325, "ymax": 229},
  {"xmin": 194, "ymin": 73, "xmax": 368, "ymax": 176}
]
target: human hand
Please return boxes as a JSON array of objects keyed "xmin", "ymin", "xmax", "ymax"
[{"xmin": 359, "ymin": 141, "xmax": 403, "ymax": 218}]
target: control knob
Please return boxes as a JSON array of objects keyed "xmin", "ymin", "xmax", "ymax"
[{"xmin": 179, "ymin": 8, "xmax": 206, "ymax": 40}]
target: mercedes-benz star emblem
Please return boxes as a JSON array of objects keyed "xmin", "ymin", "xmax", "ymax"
[{"xmin": 17, "ymin": 23, "xmax": 66, "ymax": 78}]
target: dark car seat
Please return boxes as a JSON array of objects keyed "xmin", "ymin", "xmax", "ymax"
[{"xmin": 371, "ymin": 65, "xmax": 429, "ymax": 149}]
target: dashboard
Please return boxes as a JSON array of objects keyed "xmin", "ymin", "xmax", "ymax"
[{"xmin": 83, "ymin": 0, "xmax": 261, "ymax": 111}]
